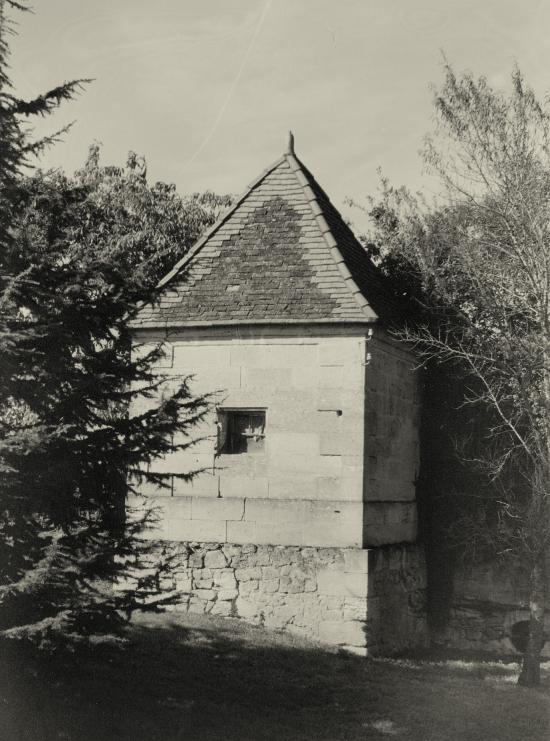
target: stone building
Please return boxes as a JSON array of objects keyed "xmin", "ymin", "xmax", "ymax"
[{"xmin": 129, "ymin": 135, "xmax": 427, "ymax": 655}]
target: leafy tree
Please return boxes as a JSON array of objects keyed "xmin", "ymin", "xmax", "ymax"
[
  {"xmin": 0, "ymin": 1, "xmax": 230, "ymax": 641},
  {"xmin": 74, "ymin": 143, "xmax": 231, "ymax": 285},
  {"xmin": 360, "ymin": 65, "xmax": 550, "ymax": 686}
]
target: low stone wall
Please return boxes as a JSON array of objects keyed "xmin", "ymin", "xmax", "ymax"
[
  {"xmin": 436, "ymin": 603, "xmax": 550, "ymax": 658},
  {"xmin": 431, "ymin": 558, "xmax": 550, "ymax": 657},
  {"xmin": 122, "ymin": 540, "xmax": 427, "ymax": 656}
]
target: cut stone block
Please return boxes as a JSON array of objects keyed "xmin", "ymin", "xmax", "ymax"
[
  {"xmin": 268, "ymin": 477, "xmax": 318, "ymax": 500},
  {"xmin": 363, "ymin": 501, "xmax": 417, "ymax": 545},
  {"xmin": 318, "ymin": 338, "xmax": 360, "ymax": 366},
  {"xmin": 161, "ymin": 518, "xmax": 227, "ymax": 543},
  {"xmin": 220, "ymin": 476, "xmax": 268, "ymax": 499},
  {"xmin": 217, "ymin": 588, "xmax": 238, "ymax": 601},
  {"xmin": 319, "ymin": 429, "xmax": 342, "ymax": 456},
  {"xmin": 191, "ymin": 366, "xmax": 242, "ymax": 394},
  {"xmin": 235, "ymin": 597, "xmax": 259, "ymax": 619},
  {"xmin": 174, "ymin": 473, "xmax": 218, "ymax": 497},
  {"xmin": 211, "ymin": 600, "xmax": 232, "ymax": 616},
  {"xmin": 318, "ymin": 365, "xmax": 344, "ymax": 389},
  {"xmin": 192, "ymin": 496, "xmax": 244, "ymax": 522},
  {"xmin": 173, "ymin": 344, "xmax": 231, "ymax": 369},
  {"xmin": 137, "ymin": 496, "xmax": 192, "ymax": 526},
  {"xmin": 290, "ymin": 366, "xmax": 319, "ymax": 389},
  {"xmin": 343, "ymin": 549, "xmax": 370, "ymax": 574},
  {"xmin": 241, "ymin": 367, "xmax": 292, "ymax": 389},
  {"xmin": 204, "ymin": 549, "xmax": 228, "ymax": 569},
  {"xmin": 226, "ymin": 520, "xmax": 257, "ymax": 544},
  {"xmin": 317, "ymin": 569, "xmax": 368, "ymax": 597},
  {"xmin": 268, "ymin": 432, "xmax": 319, "ymax": 458}
]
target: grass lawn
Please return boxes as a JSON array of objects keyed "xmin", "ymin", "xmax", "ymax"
[{"xmin": 1, "ymin": 611, "xmax": 549, "ymax": 741}]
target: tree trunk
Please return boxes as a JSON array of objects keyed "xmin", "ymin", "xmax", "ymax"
[{"xmin": 518, "ymin": 560, "xmax": 546, "ymax": 687}]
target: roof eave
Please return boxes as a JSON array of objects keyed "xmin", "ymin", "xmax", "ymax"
[{"xmin": 129, "ymin": 316, "xmax": 379, "ymax": 330}]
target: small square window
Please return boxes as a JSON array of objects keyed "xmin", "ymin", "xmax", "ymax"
[{"xmin": 217, "ymin": 409, "xmax": 266, "ymax": 454}]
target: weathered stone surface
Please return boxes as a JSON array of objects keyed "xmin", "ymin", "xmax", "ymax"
[
  {"xmin": 192, "ymin": 567, "xmax": 212, "ymax": 580},
  {"xmin": 192, "ymin": 497, "xmax": 245, "ymax": 523},
  {"xmin": 204, "ymin": 549, "xmax": 228, "ymax": 569},
  {"xmin": 285, "ymin": 624, "xmax": 311, "ymax": 640},
  {"xmin": 253, "ymin": 550, "xmax": 272, "ymax": 567},
  {"xmin": 211, "ymin": 600, "xmax": 232, "ymax": 616},
  {"xmin": 272, "ymin": 605, "xmax": 298, "ymax": 624},
  {"xmin": 160, "ymin": 574, "xmax": 176, "ymax": 590},
  {"xmin": 317, "ymin": 569, "xmax": 350, "ymax": 596},
  {"xmin": 175, "ymin": 577, "xmax": 192, "ymax": 592},
  {"xmin": 279, "ymin": 576, "xmax": 305, "ymax": 594},
  {"xmin": 192, "ymin": 589, "xmax": 216, "ymax": 601},
  {"xmin": 218, "ymin": 588, "xmax": 238, "ymax": 601},
  {"xmin": 123, "ymin": 540, "xmax": 427, "ymax": 656},
  {"xmin": 364, "ymin": 338, "xmax": 420, "ymax": 517},
  {"xmin": 235, "ymin": 597, "xmax": 259, "ymax": 620},
  {"xmin": 343, "ymin": 597, "xmax": 368, "ymax": 621},
  {"xmin": 271, "ymin": 549, "xmax": 292, "ymax": 566},
  {"xmin": 135, "ymin": 322, "xmax": 417, "ymax": 550},
  {"xmin": 189, "ymin": 551, "xmax": 204, "ymax": 568},
  {"xmin": 213, "ymin": 569, "xmax": 237, "ymax": 589},
  {"xmin": 260, "ymin": 579, "xmax": 280, "ymax": 593},
  {"xmin": 188, "ymin": 599, "xmax": 207, "ymax": 614},
  {"xmin": 235, "ymin": 567, "xmax": 262, "ymax": 582},
  {"xmin": 262, "ymin": 566, "xmax": 280, "ymax": 580},
  {"xmin": 343, "ymin": 549, "xmax": 369, "ymax": 574},
  {"xmin": 226, "ymin": 521, "xmax": 257, "ymax": 545},
  {"xmin": 240, "ymin": 579, "xmax": 259, "ymax": 595},
  {"xmin": 222, "ymin": 544, "xmax": 241, "ymax": 559}
]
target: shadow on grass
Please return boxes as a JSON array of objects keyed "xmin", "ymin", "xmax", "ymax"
[{"xmin": 1, "ymin": 611, "xmax": 549, "ymax": 741}]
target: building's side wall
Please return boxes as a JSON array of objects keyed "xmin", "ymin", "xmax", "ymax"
[
  {"xmin": 132, "ymin": 326, "xmax": 367, "ymax": 548},
  {"xmin": 363, "ymin": 334, "xmax": 421, "ymax": 545},
  {"xmin": 366, "ymin": 545, "xmax": 428, "ymax": 654},
  {"xmin": 122, "ymin": 540, "xmax": 427, "ymax": 656}
]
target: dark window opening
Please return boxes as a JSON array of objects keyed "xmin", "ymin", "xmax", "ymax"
[{"xmin": 218, "ymin": 409, "xmax": 266, "ymax": 454}]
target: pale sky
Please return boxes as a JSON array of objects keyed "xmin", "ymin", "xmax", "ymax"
[{"xmin": 9, "ymin": 0, "xmax": 550, "ymax": 229}]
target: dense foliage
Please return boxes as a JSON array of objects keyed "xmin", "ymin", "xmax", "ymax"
[
  {"xmin": 359, "ymin": 64, "xmax": 550, "ymax": 686},
  {"xmin": 0, "ymin": 1, "xmax": 231, "ymax": 640}
]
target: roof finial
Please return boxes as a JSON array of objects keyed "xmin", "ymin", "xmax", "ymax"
[{"xmin": 286, "ymin": 130, "xmax": 295, "ymax": 155}]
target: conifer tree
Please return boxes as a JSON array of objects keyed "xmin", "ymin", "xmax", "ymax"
[{"xmin": 0, "ymin": 2, "xmax": 225, "ymax": 639}]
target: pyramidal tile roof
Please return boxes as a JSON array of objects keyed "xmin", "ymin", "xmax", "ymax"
[{"xmin": 132, "ymin": 135, "xmax": 398, "ymax": 329}]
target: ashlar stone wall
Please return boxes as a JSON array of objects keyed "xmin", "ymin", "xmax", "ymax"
[
  {"xmin": 124, "ymin": 540, "xmax": 428, "ymax": 656},
  {"xmin": 363, "ymin": 335, "xmax": 421, "ymax": 545},
  {"xmin": 133, "ymin": 326, "xmax": 368, "ymax": 547},
  {"xmin": 131, "ymin": 325, "xmax": 421, "ymax": 549}
]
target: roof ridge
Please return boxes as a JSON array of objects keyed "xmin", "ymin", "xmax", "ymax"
[
  {"xmin": 283, "ymin": 151, "xmax": 377, "ymax": 321},
  {"xmin": 155, "ymin": 154, "xmax": 286, "ymax": 291}
]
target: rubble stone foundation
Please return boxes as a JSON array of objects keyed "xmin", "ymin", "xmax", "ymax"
[{"xmin": 124, "ymin": 540, "xmax": 427, "ymax": 655}]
